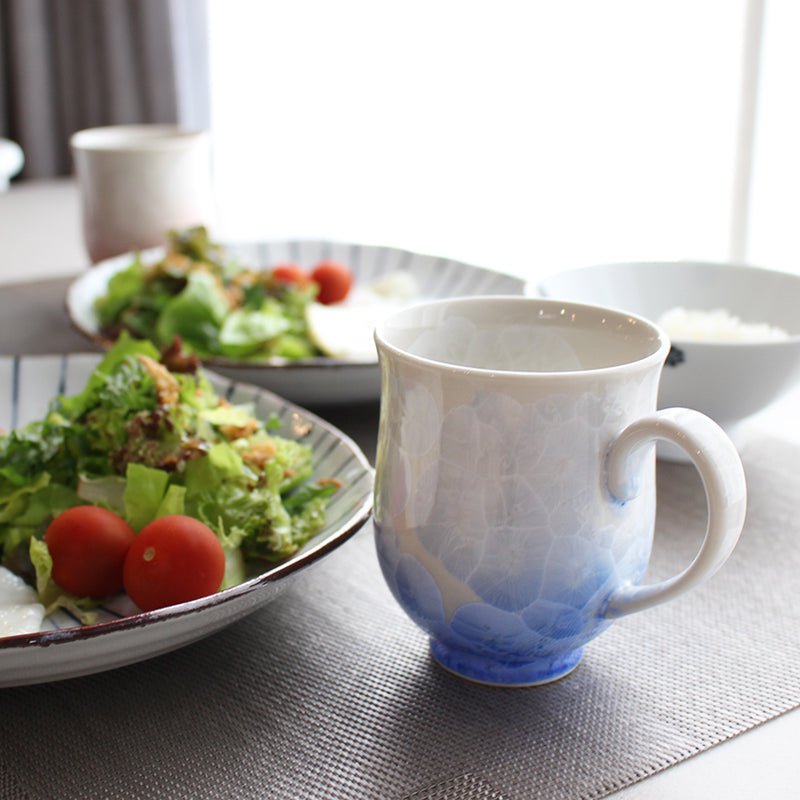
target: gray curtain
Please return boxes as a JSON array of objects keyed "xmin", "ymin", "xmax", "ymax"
[{"xmin": 0, "ymin": 0, "xmax": 209, "ymax": 179}]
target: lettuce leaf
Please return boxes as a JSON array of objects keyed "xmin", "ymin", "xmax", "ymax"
[
  {"xmin": 155, "ymin": 271, "xmax": 229, "ymax": 351},
  {"xmin": 94, "ymin": 259, "xmax": 147, "ymax": 326},
  {"xmin": 124, "ymin": 463, "xmax": 170, "ymax": 532},
  {"xmin": 218, "ymin": 305, "xmax": 291, "ymax": 357}
]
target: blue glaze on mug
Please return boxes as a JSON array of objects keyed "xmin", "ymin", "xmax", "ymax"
[{"xmin": 375, "ymin": 521, "xmax": 649, "ymax": 685}]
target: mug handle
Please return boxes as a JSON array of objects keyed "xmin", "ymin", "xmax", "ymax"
[{"xmin": 603, "ymin": 407, "xmax": 747, "ymax": 618}]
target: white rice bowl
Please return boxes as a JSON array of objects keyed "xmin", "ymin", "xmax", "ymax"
[{"xmin": 536, "ymin": 261, "xmax": 800, "ymax": 448}]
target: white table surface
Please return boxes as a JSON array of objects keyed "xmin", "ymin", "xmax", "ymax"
[{"xmin": 1, "ymin": 178, "xmax": 799, "ymax": 799}]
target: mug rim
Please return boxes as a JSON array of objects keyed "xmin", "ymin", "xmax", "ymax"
[
  {"xmin": 374, "ymin": 295, "xmax": 671, "ymax": 377},
  {"xmin": 70, "ymin": 125, "xmax": 208, "ymax": 152}
]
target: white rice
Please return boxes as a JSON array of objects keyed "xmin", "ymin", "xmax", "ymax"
[{"xmin": 657, "ymin": 306, "xmax": 790, "ymax": 342}]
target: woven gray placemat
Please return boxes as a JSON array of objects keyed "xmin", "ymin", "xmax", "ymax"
[{"xmin": 1, "ymin": 434, "xmax": 798, "ymax": 800}]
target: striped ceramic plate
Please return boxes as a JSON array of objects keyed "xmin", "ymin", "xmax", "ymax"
[
  {"xmin": 0, "ymin": 353, "xmax": 373, "ymax": 687},
  {"xmin": 66, "ymin": 240, "xmax": 527, "ymax": 405}
]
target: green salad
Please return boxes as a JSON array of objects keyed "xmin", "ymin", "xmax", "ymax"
[
  {"xmin": 94, "ymin": 227, "xmax": 323, "ymax": 360},
  {"xmin": 0, "ymin": 335, "xmax": 337, "ymax": 620}
]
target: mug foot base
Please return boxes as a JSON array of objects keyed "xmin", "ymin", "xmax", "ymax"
[{"xmin": 429, "ymin": 640, "xmax": 584, "ymax": 687}]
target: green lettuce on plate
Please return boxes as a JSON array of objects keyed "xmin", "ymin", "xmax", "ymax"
[
  {"xmin": 0, "ymin": 334, "xmax": 337, "ymax": 616},
  {"xmin": 94, "ymin": 227, "xmax": 320, "ymax": 360}
]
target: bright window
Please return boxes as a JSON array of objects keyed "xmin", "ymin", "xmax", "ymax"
[
  {"xmin": 746, "ymin": 0, "xmax": 800, "ymax": 272},
  {"xmin": 208, "ymin": 1, "xmax": 767, "ymax": 283}
]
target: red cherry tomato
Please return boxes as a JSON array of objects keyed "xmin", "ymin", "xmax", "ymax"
[
  {"xmin": 123, "ymin": 515, "xmax": 225, "ymax": 612},
  {"xmin": 271, "ymin": 263, "xmax": 310, "ymax": 287},
  {"xmin": 44, "ymin": 506, "xmax": 136, "ymax": 599},
  {"xmin": 310, "ymin": 260, "xmax": 354, "ymax": 304}
]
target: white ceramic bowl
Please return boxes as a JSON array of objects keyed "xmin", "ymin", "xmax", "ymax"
[{"xmin": 537, "ymin": 261, "xmax": 800, "ymax": 444}]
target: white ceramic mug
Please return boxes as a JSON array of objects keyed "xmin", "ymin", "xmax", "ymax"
[
  {"xmin": 70, "ymin": 124, "xmax": 214, "ymax": 263},
  {"xmin": 373, "ymin": 296, "xmax": 747, "ymax": 686}
]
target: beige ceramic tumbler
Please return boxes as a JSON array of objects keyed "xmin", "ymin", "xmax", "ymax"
[{"xmin": 70, "ymin": 124, "xmax": 214, "ymax": 263}]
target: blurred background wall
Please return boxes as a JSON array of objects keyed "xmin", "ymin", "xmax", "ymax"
[{"xmin": 3, "ymin": 0, "xmax": 798, "ymax": 280}]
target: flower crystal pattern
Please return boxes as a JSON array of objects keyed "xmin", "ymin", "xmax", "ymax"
[
  {"xmin": 375, "ymin": 362, "xmax": 658, "ymax": 686},
  {"xmin": 375, "ymin": 298, "xmax": 747, "ymax": 685}
]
